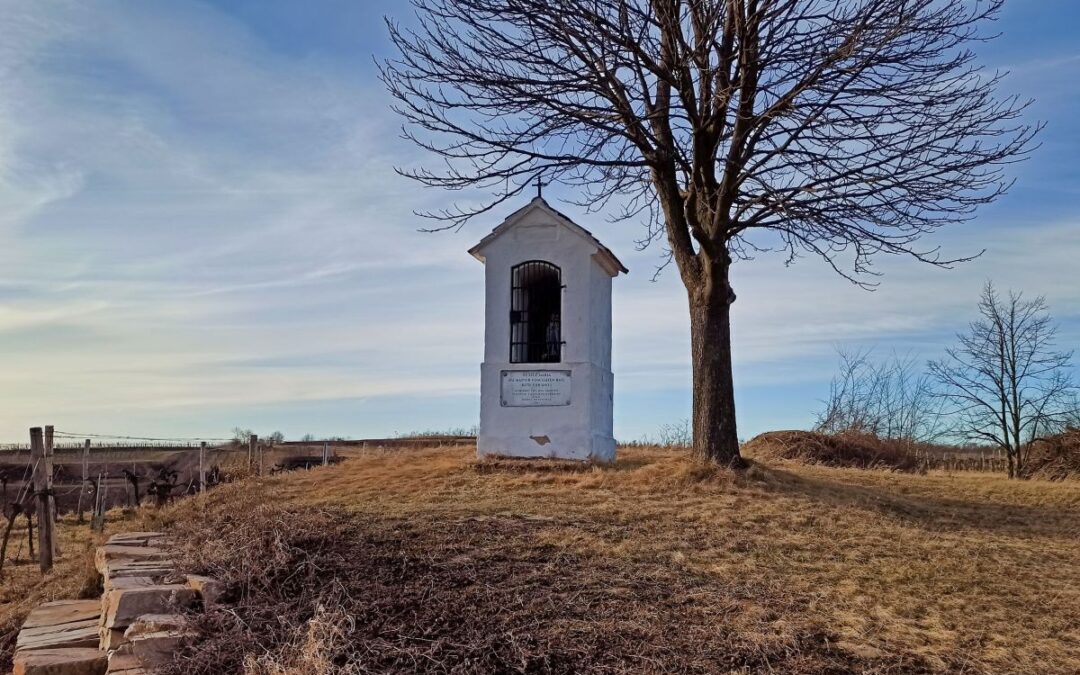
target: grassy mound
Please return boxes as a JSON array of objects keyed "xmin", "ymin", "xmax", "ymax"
[
  {"xmin": 18, "ymin": 445, "xmax": 1075, "ymax": 674},
  {"xmin": 157, "ymin": 493, "xmax": 860, "ymax": 675},
  {"xmin": 1023, "ymin": 428, "xmax": 1080, "ymax": 481},
  {"xmin": 137, "ymin": 446, "xmax": 1080, "ymax": 674},
  {"xmin": 743, "ymin": 430, "xmax": 924, "ymax": 472}
]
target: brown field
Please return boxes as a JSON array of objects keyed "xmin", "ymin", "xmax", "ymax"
[{"xmin": 3, "ymin": 445, "xmax": 1078, "ymax": 673}]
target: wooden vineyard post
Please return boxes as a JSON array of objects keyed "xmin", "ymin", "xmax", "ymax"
[
  {"xmin": 30, "ymin": 427, "xmax": 55, "ymax": 572},
  {"xmin": 249, "ymin": 434, "xmax": 259, "ymax": 475},
  {"xmin": 91, "ymin": 472, "xmax": 105, "ymax": 532},
  {"xmin": 77, "ymin": 440, "xmax": 90, "ymax": 522},
  {"xmin": 199, "ymin": 442, "xmax": 207, "ymax": 493},
  {"xmin": 43, "ymin": 426, "xmax": 62, "ymax": 556},
  {"xmin": 44, "ymin": 426, "xmax": 57, "ymax": 525}
]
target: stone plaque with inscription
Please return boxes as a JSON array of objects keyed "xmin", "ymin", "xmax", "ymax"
[{"xmin": 500, "ymin": 370, "xmax": 571, "ymax": 407}]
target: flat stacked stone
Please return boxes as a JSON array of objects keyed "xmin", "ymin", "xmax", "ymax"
[
  {"xmin": 16, "ymin": 601, "xmax": 102, "ymax": 653},
  {"xmin": 97, "ymin": 533, "xmax": 195, "ymax": 660},
  {"xmin": 13, "ymin": 648, "xmax": 107, "ymax": 675},
  {"xmin": 13, "ymin": 530, "xmax": 224, "ymax": 675},
  {"xmin": 13, "ymin": 601, "xmax": 106, "ymax": 675},
  {"xmin": 100, "ymin": 584, "xmax": 195, "ymax": 650},
  {"xmin": 104, "ymin": 653, "xmax": 147, "ymax": 674}
]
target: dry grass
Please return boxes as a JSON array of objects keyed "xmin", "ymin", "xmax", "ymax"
[{"xmin": 133, "ymin": 445, "xmax": 1080, "ymax": 674}]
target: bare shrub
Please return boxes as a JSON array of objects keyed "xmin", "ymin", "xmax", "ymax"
[
  {"xmin": 656, "ymin": 419, "xmax": 692, "ymax": 448},
  {"xmin": 395, "ymin": 426, "xmax": 479, "ymax": 439},
  {"xmin": 816, "ymin": 348, "xmax": 945, "ymax": 444}
]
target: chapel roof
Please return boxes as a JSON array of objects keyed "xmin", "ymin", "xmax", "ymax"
[{"xmin": 468, "ymin": 197, "xmax": 628, "ymax": 276}]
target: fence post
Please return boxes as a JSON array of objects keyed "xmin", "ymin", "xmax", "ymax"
[
  {"xmin": 199, "ymin": 442, "xmax": 207, "ymax": 493},
  {"xmin": 322, "ymin": 441, "xmax": 329, "ymax": 467},
  {"xmin": 77, "ymin": 439, "xmax": 90, "ymax": 522},
  {"xmin": 249, "ymin": 434, "xmax": 258, "ymax": 474},
  {"xmin": 30, "ymin": 427, "xmax": 55, "ymax": 572},
  {"xmin": 91, "ymin": 472, "xmax": 105, "ymax": 533},
  {"xmin": 44, "ymin": 426, "xmax": 57, "ymax": 525}
]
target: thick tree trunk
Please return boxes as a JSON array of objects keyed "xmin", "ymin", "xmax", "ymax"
[{"xmin": 688, "ymin": 263, "xmax": 742, "ymax": 466}]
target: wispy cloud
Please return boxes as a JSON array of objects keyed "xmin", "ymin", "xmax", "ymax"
[{"xmin": 0, "ymin": 1, "xmax": 1076, "ymax": 442}]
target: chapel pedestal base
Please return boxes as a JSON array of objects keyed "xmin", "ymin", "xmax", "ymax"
[{"xmin": 477, "ymin": 361, "xmax": 616, "ymax": 463}]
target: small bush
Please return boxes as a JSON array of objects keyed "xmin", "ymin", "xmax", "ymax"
[{"xmin": 743, "ymin": 430, "xmax": 925, "ymax": 472}]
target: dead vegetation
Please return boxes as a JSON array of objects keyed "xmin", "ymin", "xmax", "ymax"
[
  {"xmin": 157, "ymin": 498, "xmax": 861, "ymax": 674},
  {"xmin": 742, "ymin": 430, "xmax": 926, "ymax": 472},
  {"xmin": 125, "ymin": 445, "xmax": 1080, "ymax": 674},
  {"xmin": 1022, "ymin": 428, "xmax": 1080, "ymax": 481}
]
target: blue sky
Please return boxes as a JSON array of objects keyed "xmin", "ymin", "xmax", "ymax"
[{"xmin": 1, "ymin": 0, "xmax": 1078, "ymax": 443}]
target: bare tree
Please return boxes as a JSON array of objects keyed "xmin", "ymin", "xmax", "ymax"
[
  {"xmin": 656, "ymin": 418, "xmax": 693, "ymax": 447},
  {"xmin": 232, "ymin": 428, "xmax": 285, "ymax": 445},
  {"xmin": 231, "ymin": 427, "xmax": 255, "ymax": 446},
  {"xmin": 816, "ymin": 347, "xmax": 944, "ymax": 443},
  {"xmin": 1061, "ymin": 394, "xmax": 1080, "ymax": 431},
  {"xmin": 382, "ymin": 0, "xmax": 1037, "ymax": 464},
  {"xmin": 929, "ymin": 283, "xmax": 1076, "ymax": 478}
]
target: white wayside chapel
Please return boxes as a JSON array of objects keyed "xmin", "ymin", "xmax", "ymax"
[{"xmin": 470, "ymin": 197, "xmax": 627, "ymax": 462}]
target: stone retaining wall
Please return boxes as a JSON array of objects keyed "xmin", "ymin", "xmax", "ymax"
[{"xmin": 11, "ymin": 532, "xmax": 220, "ymax": 675}]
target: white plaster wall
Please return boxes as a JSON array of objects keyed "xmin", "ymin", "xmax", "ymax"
[{"xmin": 476, "ymin": 207, "xmax": 617, "ymax": 462}]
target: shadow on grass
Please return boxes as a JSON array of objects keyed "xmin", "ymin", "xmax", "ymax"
[{"xmin": 749, "ymin": 462, "xmax": 1079, "ymax": 538}]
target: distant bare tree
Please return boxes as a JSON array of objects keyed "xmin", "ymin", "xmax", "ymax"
[
  {"xmin": 1062, "ymin": 394, "xmax": 1080, "ymax": 431},
  {"xmin": 383, "ymin": 0, "xmax": 1037, "ymax": 464},
  {"xmin": 656, "ymin": 419, "xmax": 693, "ymax": 448},
  {"xmin": 817, "ymin": 348, "xmax": 944, "ymax": 443},
  {"xmin": 929, "ymin": 283, "xmax": 1076, "ymax": 478},
  {"xmin": 232, "ymin": 428, "xmax": 284, "ymax": 445}
]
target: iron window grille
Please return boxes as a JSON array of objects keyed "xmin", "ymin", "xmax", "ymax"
[{"xmin": 510, "ymin": 260, "xmax": 563, "ymax": 363}]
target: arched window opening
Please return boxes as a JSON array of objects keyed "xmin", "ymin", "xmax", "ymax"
[{"xmin": 510, "ymin": 261, "xmax": 562, "ymax": 363}]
